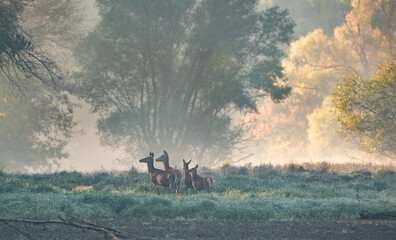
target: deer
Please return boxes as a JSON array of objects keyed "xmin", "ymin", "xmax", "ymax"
[
  {"xmin": 187, "ymin": 164, "xmax": 214, "ymax": 193},
  {"xmin": 182, "ymin": 159, "xmax": 194, "ymax": 194},
  {"xmin": 155, "ymin": 150, "xmax": 181, "ymax": 194},
  {"xmin": 139, "ymin": 152, "xmax": 176, "ymax": 192}
]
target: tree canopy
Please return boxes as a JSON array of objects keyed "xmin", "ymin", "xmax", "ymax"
[
  {"xmin": 333, "ymin": 59, "xmax": 396, "ymax": 160},
  {"xmin": 72, "ymin": 0, "xmax": 294, "ymax": 164}
]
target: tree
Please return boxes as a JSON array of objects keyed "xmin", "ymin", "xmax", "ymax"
[
  {"xmin": 0, "ymin": 87, "xmax": 75, "ymax": 171},
  {"xmin": 72, "ymin": 0, "xmax": 294, "ymax": 164},
  {"xmin": 0, "ymin": 0, "xmax": 79, "ymax": 171},
  {"xmin": 0, "ymin": 0, "xmax": 61, "ymax": 91},
  {"xmin": 333, "ymin": 60, "xmax": 396, "ymax": 160}
]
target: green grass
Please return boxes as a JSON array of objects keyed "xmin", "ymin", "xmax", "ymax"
[{"xmin": 0, "ymin": 165, "xmax": 395, "ymax": 220}]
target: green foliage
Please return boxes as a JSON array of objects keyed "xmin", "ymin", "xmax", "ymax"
[
  {"xmin": 333, "ymin": 60, "xmax": 396, "ymax": 160},
  {"xmin": 1, "ymin": 166, "xmax": 396, "ymax": 220},
  {"xmin": 72, "ymin": 0, "xmax": 294, "ymax": 163}
]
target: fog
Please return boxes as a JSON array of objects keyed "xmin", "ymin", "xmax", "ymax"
[{"xmin": 1, "ymin": 0, "xmax": 395, "ymax": 173}]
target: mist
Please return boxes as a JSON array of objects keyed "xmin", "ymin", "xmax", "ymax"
[{"xmin": 1, "ymin": 0, "xmax": 395, "ymax": 173}]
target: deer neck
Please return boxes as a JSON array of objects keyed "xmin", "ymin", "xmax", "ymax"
[
  {"xmin": 191, "ymin": 171, "xmax": 198, "ymax": 180},
  {"xmin": 162, "ymin": 161, "xmax": 171, "ymax": 170},
  {"xmin": 146, "ymin": 161, "xmax": 156, "ymax": 173}
]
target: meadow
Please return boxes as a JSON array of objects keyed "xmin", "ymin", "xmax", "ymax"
[{"xmin": 1, "ymin": 162, "xmax": 396, "ymax": 221}]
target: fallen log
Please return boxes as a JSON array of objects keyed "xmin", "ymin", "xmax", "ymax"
[{"xmin": 359, "ymin": 210, "xmax": 396, "ymax": 220}]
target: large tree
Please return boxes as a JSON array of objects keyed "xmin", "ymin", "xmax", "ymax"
[
  {"xmin": 333, "ymin": 59, "xmax": 396, "ymax": 160},
  {"xmin": 73, "ymin": 0, "xmax": 294, "ymax": 164}
]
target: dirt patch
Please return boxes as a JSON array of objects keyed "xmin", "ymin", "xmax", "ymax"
[{"xmin": 1, "ymin": 216, "xmax": 396, "ymax": 239}]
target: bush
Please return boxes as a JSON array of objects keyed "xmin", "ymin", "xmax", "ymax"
[
  {"xmin": 351, "ymin": 171, "xmax": 372, "ymax": 179},
  {"xmin": 251, "ymin": 164, "xmax": 278, "ymax": 179}
]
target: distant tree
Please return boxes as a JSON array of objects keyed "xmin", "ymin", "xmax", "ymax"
[
  {"xmin": 21, "ymin": 0, "xmax": 85, "ymax": 70},
  {"xmin": 274, "ymin": 0, "xmax": 347, "ymax": 36},
  {"xmin": 372, "ymin": 0, "xmax": 396, "ymax": 58},
  {"xmin": 333, "ymin": 60, "xmax": 396, "ymax": 160},
  {"xmin": 0, "ymin": 88, "xmax": 75, "ymax": 171},
  {"xmin": 72, "ymin": 0, "xmax": 294, "ymax": 164}
]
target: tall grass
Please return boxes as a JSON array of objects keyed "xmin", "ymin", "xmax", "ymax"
[{"xmin": 0, "ymin": 163, "xmax": 395, "ymax": 220}]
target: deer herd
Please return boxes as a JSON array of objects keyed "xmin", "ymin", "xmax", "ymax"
[{"xmin": 139, "ymin": 151, "xmax": 214, "ymax": 194}]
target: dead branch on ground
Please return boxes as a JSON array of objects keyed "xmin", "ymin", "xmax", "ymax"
[{"xmin": 0, "ymin": 217, "xmax": 133, "ymax": 240}]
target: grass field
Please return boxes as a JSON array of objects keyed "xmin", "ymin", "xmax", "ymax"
[{"xmin": 1, "ymin": 162, "xmax": 396, "ymax": 220}]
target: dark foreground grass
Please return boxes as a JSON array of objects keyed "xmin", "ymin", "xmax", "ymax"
[{"xmin": 0, "ymin": 164, "xmax": 395, "ymax": 220}]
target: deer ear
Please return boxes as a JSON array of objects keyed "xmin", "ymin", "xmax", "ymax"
[
  {"xmin": 188, "ymin": 160, "xmax": 192, "ymax": 164},
  {"xmin": 195, "ymin": 164, "xmax": 198, "ymax": 169},
  {"xmin": 183, "ymin": 159, "xmax": 186, "ymax": 164}
]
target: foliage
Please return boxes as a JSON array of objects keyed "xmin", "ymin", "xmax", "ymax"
[
  {"xmin": 0, "ymin": 165, "xmax": 395, "ymax": 220},
  {"xmin": 72, "ymin": 0, "xmax": 295, "ymax": 164},
  {"xmin": 333, "ymin": 60, "xmax": 396, "ymax": 160}
]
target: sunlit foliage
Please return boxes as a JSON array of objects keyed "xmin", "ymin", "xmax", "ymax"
[
  {"xmin": 249, "ymin": 0, "xmax": 396, "ymax": 162},
  {"xmin": 333, "ymin": 59, "xmax": 396, "ymax": 160}
]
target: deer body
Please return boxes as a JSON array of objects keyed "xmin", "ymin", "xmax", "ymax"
[
  {"xmin": 188, "ymin": 165, "xmax": 214, "ymax": 193},
  {"xmin": 183, "ymin": 159, "xmax": 194, "ymax": 194},
  {"xmin": 156, "ymin": 150, "xmax": 181, "ymax": 194},
  {"xmin": 139, "ymin": 152, "xmax": 176, "ymax": 191}
]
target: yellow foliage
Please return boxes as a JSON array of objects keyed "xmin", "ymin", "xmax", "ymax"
[
  {"xmin": 72, "ymin": 185, "xmax": 93, "ymax": 193},
  {"xmin": 223, "ymin": 160, "xmax": 231, "ymax": 167}
]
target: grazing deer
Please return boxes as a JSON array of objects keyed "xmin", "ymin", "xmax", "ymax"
[
  {"xmin": 188, "ymin": 164, "xmax": 214, "ymax": 193},
  {"xmin": 182, "ymin": 159, "xmax": 194, "ymax": 194},
  {"xmin": 139, "ymin": 152, "xmax": 176, "ymax": 192},
  {"xmin": 155, "ymin": 150, "xmax": 181, "ymax": 194}
]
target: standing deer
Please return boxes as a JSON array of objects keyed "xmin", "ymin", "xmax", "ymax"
[
  {"xmin": 139, "ymin": 152, "xmax": 176, "ymax": 192},
  {"xmin": 155, "ymin": 150, "xmax": 181, "ymax": 194},
  {"xmin": 188, "ymin": 164, "xmax": 214, "ymax": 193},
  {"xmin": 182, "ymin": 159, "xmax": 194, "ymax": 194}
]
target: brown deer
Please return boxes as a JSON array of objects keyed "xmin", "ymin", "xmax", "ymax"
[
  {"xmin": 188, "ymin": 164, "xmax": 214, "ymax": 193},
  {"xmin": 182, "ymin": 159, "xmax": 194, "ymax": 194},
  {"xmin": 155, "ymin": 150, "xmax": 181, "ymax": 194},
  {"xmin": 139, "ymin": 152, "xmax": 176, "ymax": 192}
]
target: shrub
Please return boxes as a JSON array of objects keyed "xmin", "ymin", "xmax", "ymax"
[
  {"xmin": 351, "ymin": 170, "xmax": 371, "ymax": 179},
  {"xmin": 251, "ymin": 164, "xmax": 277, "ymax": 179}
]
